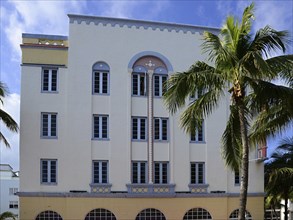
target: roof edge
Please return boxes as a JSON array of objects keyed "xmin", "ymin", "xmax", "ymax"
[
  {"xmin": 22, "ymin": 33, "xmax": 68, "ymax": 40},
  {"xmin": 67, "ymin": 14, "xmax": 220, "ymax": 34}
]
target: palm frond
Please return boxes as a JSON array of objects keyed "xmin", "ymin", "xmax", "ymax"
[
  {"xmin": 180, "ymin": 87, "xmax": 224, "ymax": 134},
  {"xmin": 222, "ymin": 104, "xmax": 242, "ymax": 170},
  {"xmin": 239, "ymin": 3, "xmax": 254, "ymax": 36},
  {"xmin": 163, "ymin": 61, "xmax": 220, "ymax": 114},
  {"xmin": 0, "ymin": 132, "xmax": 10, "ymax": 148},
  {"xmin": 0, "ymin": 109, "xmax": 19, "ymax": 132},
  {"xmin": 249, "ymin": 26, "xmax": 290, "ymax": 58}
]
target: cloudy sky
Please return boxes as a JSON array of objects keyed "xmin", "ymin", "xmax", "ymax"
[{"xmin": 0, "ymin": 0, "xmax": 292, "ymax": 170}]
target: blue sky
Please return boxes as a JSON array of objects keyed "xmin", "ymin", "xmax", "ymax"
[{"xmin": 0, "ymin": 0, "xmax": 292, "ymax": 170}]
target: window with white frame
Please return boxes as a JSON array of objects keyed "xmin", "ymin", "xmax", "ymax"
[
  {"xmin": 93, "ymin": 115, "xmax": 109, "ymax": 139},
  {"xmin": 154, "ymin": 75, "xmax": 167, "ymax": 97},
  {"xmin": 132, "ymin": 73, "xmax": 147, "ymax": 96},
  {"xmin": 190, "ymin": 120, "xmax": 204, "ymax": 142},
  {"xmin": 41, "ymin": 159, "xmax": 57, "ymax": 184},
  {"xmin": 190, "ymin": 88, "xmax": 204, "ymax": 100},
  {"xmin": 183, "ymin": 208, "xmax": 212, "ymax": 220},
  {"xmin": 154, "ymin": 118, "xmax": 168, "ymax": 141},
  {"xmin": 36, "ymin": 211, "xmax": 63, "ymax": 220},
  {"xmin": 42, "ymin": 68, "xmax": 57, "ymax": 92},
  {"xmin": 9, "ymin": 188, "xmax": 18, "ymax": 195},
  {"xmin": 234, "ymin": 171, "xmax": 240, "ymax": 185},
  {"xmin": 132, "ymin": 161, "xmax": 147, "ymax": 184},
  {"xmin": 132, "ymin": 117, "xmax": 147, "ymax": 140},
  {"xmin": 9, "ymin": 201, "xmax": 18, "ymax": 209},
  {"xmin": 93, "ymin": 62, "xmax": 110, "ymax": 95},
  {"xmin": 191, "ymin": 162, "xmax": 205, "ymax": 184},
  {"xmin": 92, "ymin": 161, "xmax": 108, "ymax": 184},
  {"xmin": 41, "ymin": 113, "xmax": 57, "ymax": 138},
  {"xmin": 154, "ymin": 162, "xmax": 168, "ymax": 184}
]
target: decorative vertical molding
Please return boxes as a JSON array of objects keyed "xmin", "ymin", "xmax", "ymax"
[
  {"xmin": 148, "ymin": 70, "xmax": 154, "ymax": 184},
  {"xmin": 128, "ymin": 69, "xmax": 133, "ymax": 184}
]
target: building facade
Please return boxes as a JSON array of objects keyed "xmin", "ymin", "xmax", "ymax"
[
  {"xmin": 0, "ymin": 164, "xmax": 19, "ymax": 218},
  {"xmin": 19, "ymin": 15, "xmax": 265, "ymax": 220}
]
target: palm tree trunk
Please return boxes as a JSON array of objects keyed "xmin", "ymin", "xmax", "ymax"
[{"xmin": 238, "ymin": 103, "xmax": 249, "ymax": 220}]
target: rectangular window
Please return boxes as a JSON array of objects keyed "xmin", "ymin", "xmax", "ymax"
[
  {"xmin": 235, "ymin": 171, "xmax": 240, "ymax": 185},
  {"xmin": 191, "ymin": 162, "xmax": 205, "ymax": 184},
  {"xmin": 154, "ymin": 118, "xmax": 168, "ymax": 141},
  {"xmin": 154, "ymin": 75, "xmax": 167, "ymax": 97},
  {"xmin": 154, "ymin": 162, "xmax": 168, "ymax": 184},
  {"xmin": 41, "ymin": 113, "xmax": 57, "ymax": 138},
  {"xmin": 41, "ymin": 159, "xmax": 57, "ymax": 184},
  {"xmin": 190, "ymin": 120, "xmax": 204, "ymax": 142},
  {"xmin": 93, "ymin": 161, "xmax": 108, "ymax": 184},
  {"xmin": 132, "ymin": 161, "xmax": 147, "ymax": 184},
  {"xmin": 9, "ymin": 188, "xmax": 18, "ymax": 195},
  {"xmin": 93, "ymin": 115, "xmax": 109, "ymax": 139},
  {"xmin": 190, "ymin": 89, "xmax": 204, "ymax": 100},
  {"xmin": 132, "ymin": 73, "xmax": 147, "ymax": 96},
  {"xmin": 42, "ymin": 68, "xmax": 58, "ymax": 92},
  {"xmin": 9, "ymin": 201, "xmax": 18, "ymax": 209},
  {"xmin": 93, "ymin": 71, "xmax": 109, "ymax": 94},
  {"xmin": 132, "ymin": 117, "xmax": 147, "ymax": 140}
]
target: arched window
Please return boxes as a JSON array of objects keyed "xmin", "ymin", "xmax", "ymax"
[
  {"xmin": 136, "ymin": 208, "xmax": 166, "ymax": 220},
  {"xmin": 131, "ymin": 56, "xmax": 168, "ymax": 98},
  {"xmin": 183, "ymin": 208, "xmax": 212, "ymax": 220},
  {"xmin": 85, "ymin": 208, "xmax": 116, "ymax": 220},
  {"xmin": 229, "ymin": 209, "xmax": 252, "ymax": 220},
  {"xmin": 35, "ymin": 210, "xmax": 63, "ymax": 220},
  {"xmin": 92, "ymin": 62, "xmax": 110, "ymax": 95}
]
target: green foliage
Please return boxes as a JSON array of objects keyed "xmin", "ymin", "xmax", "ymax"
[
  {"xmin": 0, "ymin": 211, "xmax": 16, "ymax": 220},
  {"xmin": 0, "ymin": 81, "xmax": 19, "ymax": 148}
]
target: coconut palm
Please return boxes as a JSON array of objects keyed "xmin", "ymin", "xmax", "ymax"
[
  {"xmin": 163, "ymin": 3, "xmax": 293, "ymax": 219},
  {"xmin": 0, "ymin": 81, "xmax": 19, "ymax": 147},
  {"xmin": 0, "ymin": 211, "xmax": 16, "ymax": 220},
  {"xmin": 265, "ymin": 137, "xmax": 293, "ymax": 220}
]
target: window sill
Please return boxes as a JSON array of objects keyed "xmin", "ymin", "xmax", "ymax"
[
  {"xmin": 126, "ymin": 184, "xmax": 175, "ymax": 194},
  {"xmin": 41, "ymin": 182, "xmax": 57, "ymax": 185},
  {"xmin": 131, "ymin": 139, "xmax": 148, "ymax": 142},
  {"xmin": 41, "ymin": 91, "xmax": 59, "ymax": 94},
  {"xmin": 92, "ymin": 138, "xmax": 110, "ymax": 141},
  {"xmin": 154, "ymin": 140, "xmax": 169, "ymax": 143},
  {"xmin": 41, "ymin": 136, "xmax": 58, "ymax": 139},
  {"xmin": 131, "ymin": 95, "xmax": 147, "ymax": 98},
  {"xmin": 190, "ymin": 141, "xmax": 206, "ymax": 144},
  {"xmin": 92, "ymin": 93, "xmax": 110, "ymax": 96}
]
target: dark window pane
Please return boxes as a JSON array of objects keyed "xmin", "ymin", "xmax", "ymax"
[
  {"xmin": 94, "ymin": 72, "xmax": 100, "ymax": 93},
  {"xmin": 51, "ymin": 70, "xmax": 57, "ymax": 91},
  {"xmin": 132, "ymin": 118, "xmax": 138, "ymax": 139},
  {"xmin": 102, "ymin": 117, "xmax": 108, "ymax": 138},
  {"xmin": 154, "ymin": 76, "xmax": 160, "ymax": 96},
  {"xmin": 132, "ymin": 74, "xmax": 138, "ymax": 95},
  {"xmin": 102, "ymin": 73, "xmax": 108, "ymax": 94},
  {"xmin": 154, "ymin": 119, "xmax": 160, "ymax": 140}
]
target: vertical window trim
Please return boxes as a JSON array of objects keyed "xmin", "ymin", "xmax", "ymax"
[
  {"xmin": 154, "ymin": 118, "xmax": 168, "ymax": 141},
  {"xmin": 41, "ymin": 68, "xmax": 58, "ymax": 93},
  {"xmin": 132, "ymin": 117, "xmax": 147, "ymax": 141},
  {"xmin": 40, "ymin": 159, "xmax": 57, "ymax": 185},
  {"xmin": 93, "ymin": 115, "xmax": 109, "ymax": 140},
  {"xmin": 92, "ymin": 160, "xmax": 109, "ymax": 184},
  {"xmin": 92, "ymin": 71, "xmax": 110, "ymax": 95},
  {"xmin": 190, "ymin": 162, "xmax": 205, "ymax": 184},
  {"xmin": 41, "ymin": 113, "xmax": 58, "ymax": 138}
]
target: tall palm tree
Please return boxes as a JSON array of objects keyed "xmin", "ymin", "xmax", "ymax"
[
  {"xmin": 0, "ymin": 81, "xmax": 19, "ymax": 147},
  {"xmin": 163, "ymin": 3, "xmax": 293, "ymax": 219},
  {"xmin": 265, "ymin": 137, "xmax": 293, "ymax": 220}
]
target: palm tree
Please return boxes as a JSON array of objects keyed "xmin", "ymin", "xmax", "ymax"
[
  {"xmin": 163, "ymin": 3, "xmax": 293, "ymax": 219},
  {"xmin": 0, "ymin": 211, "xmax": 16, "ymax": 220},
  {"xmin": 265, "ymin": 137, "xmax": 293, "ymax": 220},
  {"xmin": 0, "ymin": 81, "xmax": 19, "ymax": 147}
]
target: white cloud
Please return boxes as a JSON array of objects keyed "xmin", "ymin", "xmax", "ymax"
[
  {"xmin": 2, "ymin": 0, "xmax": 86, "ymax": 61},
  {"xmin": 0, "ymin": 93, "xmax": 20, "ymax": 170}
]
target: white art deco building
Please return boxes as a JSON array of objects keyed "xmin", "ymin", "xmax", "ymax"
[{"xmin": 19, "ymin": 15, "xmax": 265, "ymax": 220}]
